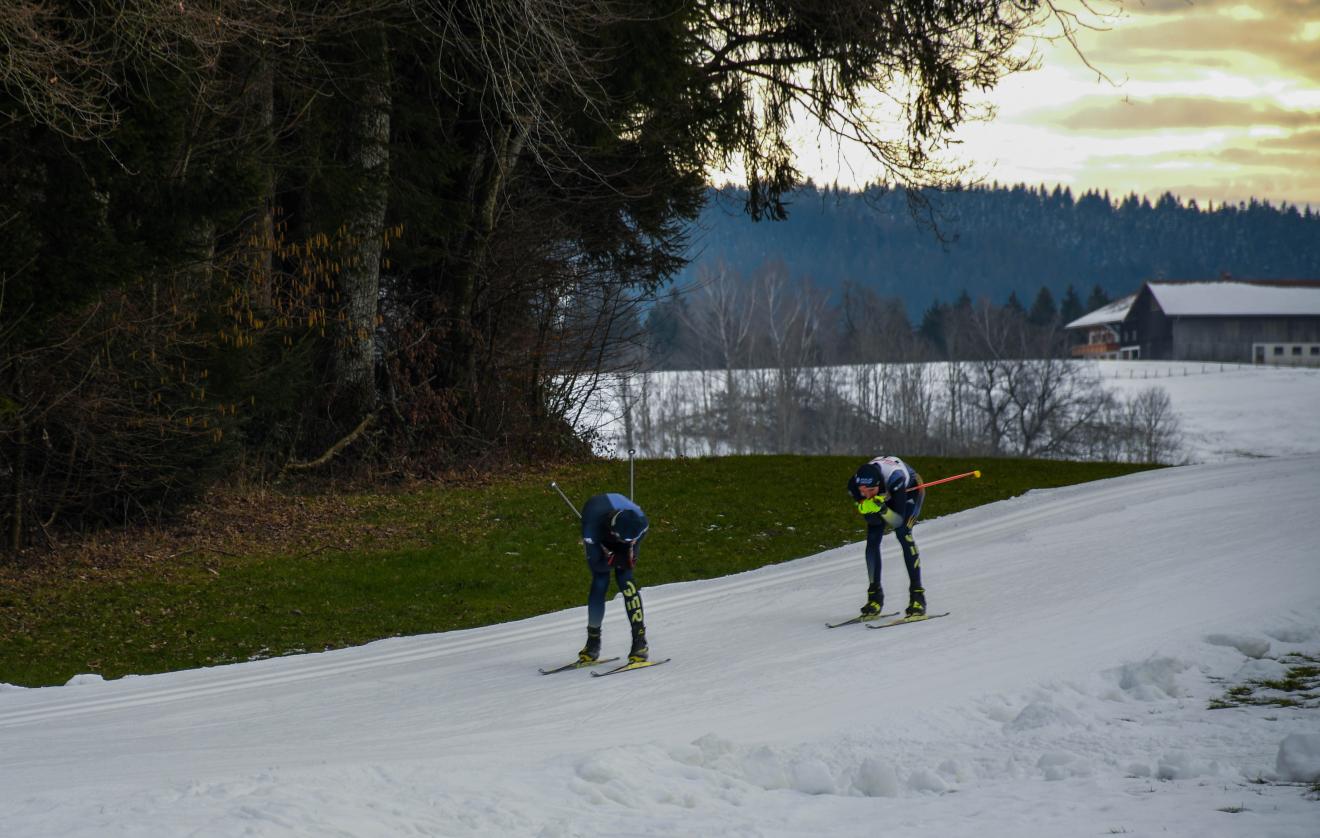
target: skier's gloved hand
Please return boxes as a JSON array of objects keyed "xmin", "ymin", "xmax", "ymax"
[
  {"xmin": 855, "ymin": 492, "xmax": 891, "ymax": 516},
  {"xmin": 857, "ymin": 496, "xmax": 903, "ymax": 529}
]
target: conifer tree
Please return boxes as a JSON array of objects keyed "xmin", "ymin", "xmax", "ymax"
[
  {"xmin": 1028, "ymin": 287, "xmax": 1057, "ymax": 327},
  {"xmin": 1086, "ymin": 284, "xmax": 1113, "ymax": 312},
  {"xmin": 1060, "ymin": 285, "xmax": 1084, "ymax": 324}
]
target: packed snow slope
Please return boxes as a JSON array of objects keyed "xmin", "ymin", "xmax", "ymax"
[{"xmin": 3, "ymin": 456, "xmax": 1319, "ymax": 837}]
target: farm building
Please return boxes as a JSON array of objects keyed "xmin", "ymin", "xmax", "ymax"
[{"xmin": 1065, "ymin": 279, "xmax": 1320, "ymax": 365}]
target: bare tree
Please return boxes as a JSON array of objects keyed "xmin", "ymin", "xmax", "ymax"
[
  {"xmin": 1003, "ymin": 357, "xmax": 1107, "ymax": 457},
  {"xmin": 678, "ymin": 264, "xmax": 755, "ymax": 451},
  {"xmin": 835, "ymin": 282, "xmax": 913, "ymax": 364},
  {"xmin": 1122, "ymin": 386, "xmax": 1183, "ymax": 464},
  {"xmin": 752, "ymin": 267, "xmax": 825, "ymax": 452}
]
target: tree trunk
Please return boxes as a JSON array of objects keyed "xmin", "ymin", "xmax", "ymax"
[
  {"xmin": 449, "ymin": 120, "xmax": 525, "ymax": 421},
  {"xmin": 10, "ymin": 414, "xmax": 25, "ymax": 552},
  {"xmin": 250, "ymin": 49, "xmax": 275, "ymax": 311},
  {"xmin": 334, "ymin": 25, "xmax": 391, "ymax": 422}
]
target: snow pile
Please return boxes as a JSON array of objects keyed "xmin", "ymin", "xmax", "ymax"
[{"xmin": 1276, "ymin": 735, "xmax": 1320, "ymax": 783}]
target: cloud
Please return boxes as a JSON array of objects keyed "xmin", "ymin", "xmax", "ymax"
[
  {"xmin": 1047, "ymin": 96, "xmax": 1319, "ymax": 132},
  {"xmin": 1076, "ymin": 10, "xmax": 1320, "ymax": 83},
  {"xmin": 920, "ymin": 1, "xmax": 1320, "ymax": 206},
  {"xmin": 1258, "ymin": 128, "xmax": 1320, "ymax": 151},
  {"xmin": 1083, "ymin": 142, "xmax": 1302, "ymax": 170},
  {"xmin": 1212, "ymin": 145, "xmax": 1314, "ymax": 166},
  {"xmin": 1131, "ymin": 0, "xmax": 1320, "ymax": 14}
]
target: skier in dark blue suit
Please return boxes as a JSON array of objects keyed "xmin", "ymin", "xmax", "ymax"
[
  {"xmin": 578, "ymin": 493, "xmax": 650, "ymax": 663},
  {"xmin": 847, "ymin": 456, "xmax": 927, "ymax": 619}
]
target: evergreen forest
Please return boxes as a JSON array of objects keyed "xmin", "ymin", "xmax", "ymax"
[{"xmin": 673, "ymin": 183, "xmax": 1320, "ymax": 323}]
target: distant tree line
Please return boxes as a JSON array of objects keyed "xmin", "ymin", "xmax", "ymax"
[
  {"xmin": 673, "ymin": 183, "xmax": 1320, "ymax": 322},
  {"xmin": 1, "ymin": 0, "xmax": 1057, "ymax": 552},
  {"xmin": 647, "ymin": 258, "xmax": 1097, "ymax": 370}
]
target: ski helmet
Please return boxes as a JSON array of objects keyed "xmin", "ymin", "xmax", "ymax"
[{"xmin": 854, "ymin": 462, "xmax": 883, "ymax": 488}]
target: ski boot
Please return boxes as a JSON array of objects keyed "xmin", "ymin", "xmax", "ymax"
[
  {"xmin": 859, "ymin": 584, "xmax": 884, "ymax": 618},
  {"xmin": 905, "ymin": 588, "xmax": 926, "ymax": 618},
  {"xmin": 628, "ymin": 628, "xmax": 649, "ymax": 663},
  {"xmin": 578, "ymin": 626, "xmax": 602, "ymax": 663}
]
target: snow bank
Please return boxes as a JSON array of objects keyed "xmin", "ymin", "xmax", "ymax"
[{"xmin": 1275, "ymin": 734, "xmax": 1320, "ymax": 782}]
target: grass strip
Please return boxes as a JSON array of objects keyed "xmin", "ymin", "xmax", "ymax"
[{"xmin": 0, "ymin": 455, "xmax": 1154, "ymax": 686}]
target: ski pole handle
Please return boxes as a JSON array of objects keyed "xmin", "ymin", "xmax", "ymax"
[
  {"xmin": 549, "ymin": 481, "xmax": 581, "ymax": 519},
  {"xmin": 909, "ymin": 470, "xmax": 981, "ymax": 493}
]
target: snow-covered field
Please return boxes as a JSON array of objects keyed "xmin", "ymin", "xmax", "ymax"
[
  {"xmin": 1097, "ymin": 361, "xmax": 1320, "ymax": 461},
  {"xmin": 583, "ymin": 360, "xmax": 1320, "ymax": 464},
  {"xmin": 3, "ymin": 452, "xmax": 1320, "ymax": 835}
]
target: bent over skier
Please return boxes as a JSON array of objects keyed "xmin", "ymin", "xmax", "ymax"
[
  {"xmin": 847, "ymin": 456, "xmax": 927, "ymax": 619},
  {"xmin": 577, "ymin": 493, "xmax": 651, "ymax": 664}
]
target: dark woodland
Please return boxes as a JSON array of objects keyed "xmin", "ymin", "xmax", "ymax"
[{"xmin": 1, "ymin": 0, "xmax": 1309, "ymax": 551}]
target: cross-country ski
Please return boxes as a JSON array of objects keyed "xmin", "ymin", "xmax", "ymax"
[
  {"xmin": 866, "ymin": 612, "xmax": 952, "ymax": 629},
  {"xmin": 538, "ymin": 657, "xmax": 620, "ymax": 675},
  {"xmin": 826, "ymin": 611, "xmax": 899, "ymax": 628}
]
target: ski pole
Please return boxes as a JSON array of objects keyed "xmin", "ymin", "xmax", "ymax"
[
  {"xmin": 628, "ymin": 448, "xmax": 635, "ymax": 500},
  {"xmin": 909, "ymin": 470, "xmax": 982, "ymax": 493},
  {"xmin": 549, "ymin": 481, "xmax": 581, "ymax": 519}
]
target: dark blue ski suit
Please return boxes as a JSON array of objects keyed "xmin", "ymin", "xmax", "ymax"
[
  {"xmin": 580, "ymin": 493, "xmax": 648, "ymax": 631},
  {"xmin": 847, "ymin": 456, "xmax": 925, "ymax": 604}
]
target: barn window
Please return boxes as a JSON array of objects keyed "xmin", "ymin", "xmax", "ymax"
[
  {"xmin": 1293, "ymin": 346, "xmax": 1303, "ymax": 356},
  {"xmin": 1274, "ymin": 346, "xmax": 1283, "ymax": 356}
]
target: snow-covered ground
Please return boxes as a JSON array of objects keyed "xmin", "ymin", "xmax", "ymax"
[
  {"xmin": 1097, "ymin": 361, "xmax": 1320, "ymax": 462},
  {"xmin": 3, "ymin": 454, "xmax": 1319, "ymax": 836}
]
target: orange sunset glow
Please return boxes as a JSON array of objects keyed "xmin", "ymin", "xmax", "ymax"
[{"xmin": 800, "ymin": 0, "xmax": 1320, "ymax": 208}]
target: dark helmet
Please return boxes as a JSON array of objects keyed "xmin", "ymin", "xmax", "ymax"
[
  {"xmin": 854, "ymin": 462, "xmax": 883, "ymax": 488},
  {"xmin": 609, "ymin": 508, "xmax": 649, "ymax": 543}
]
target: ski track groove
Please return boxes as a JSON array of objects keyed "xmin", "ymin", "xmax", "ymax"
[{"xmin": 0, "ymin": 462, "xmax": 1244, "ymax": 728}]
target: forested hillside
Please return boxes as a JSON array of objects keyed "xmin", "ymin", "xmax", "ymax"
[{"xmin": 677, "ymin": 184, "xmax": 1320, "ymax": 319}]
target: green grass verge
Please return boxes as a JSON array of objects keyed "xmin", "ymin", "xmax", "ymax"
[
  {"xmin": 0, "ymin": 455, "xmax": 1155, "ymax": 687},
  {"xmin": 1208, "ymin": 654, "xmax": 1320, "ymax": 710}
]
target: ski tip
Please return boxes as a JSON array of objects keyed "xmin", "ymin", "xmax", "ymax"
[
  {"xmin": 865, "ymin": 611, "xmax": 951, "ymax": 629},
  {"xmin": 590, "ymin": 658, "xmax": 671, "ymax": 677}
]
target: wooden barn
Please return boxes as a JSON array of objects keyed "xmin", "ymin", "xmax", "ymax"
[{"xmin": 1065, "ymin": 280, "xmax": 1320, "ymax": 365}]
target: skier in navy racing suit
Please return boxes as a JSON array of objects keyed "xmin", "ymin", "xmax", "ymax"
[
  {"xmin": 847, "ymin": 455, "xmax": 927, "ymax": 619},
  {"xmin": 577, "ymin": 492, "xmax": 650, "ymax": 663}
]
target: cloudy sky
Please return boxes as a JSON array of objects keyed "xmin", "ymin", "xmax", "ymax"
[{"xmin": 805, "ymin": 0, "xmax": 1320, "ymax": 208}]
